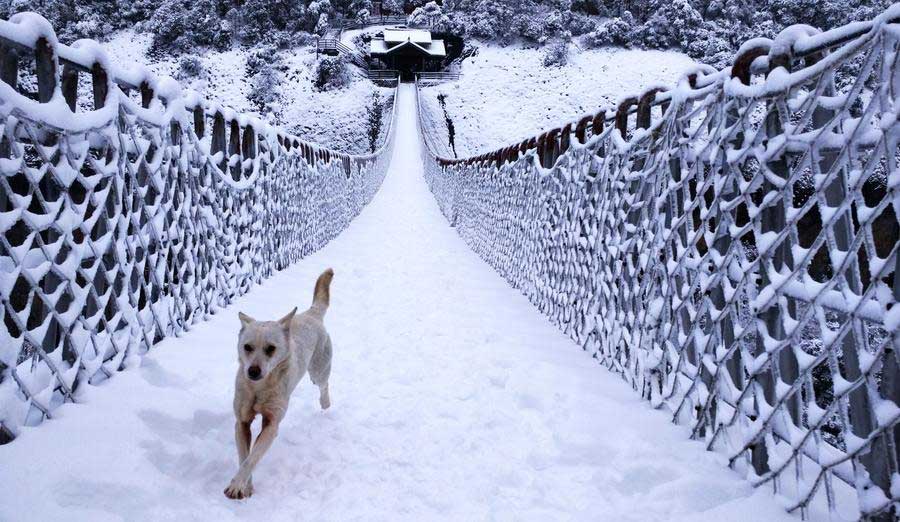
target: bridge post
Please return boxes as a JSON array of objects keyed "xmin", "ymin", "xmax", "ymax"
[
  {"xmin": 91, "ymin": 62, "xmax": 108, "ymax": 109},
  {"xmin": 0, "ymin": 44, "xmax": 17, "ymax": 89},
  {"xmin": 591, "ymin": 111, "xmax": 605, "ymax": 157},
  {"xmin": 61, "ymin": 63, "xmax": 78, "ymax": 111},
  {"xmin": 229, "ymin": 118, "xmax": 241, "ymax": 181},
  {"xmin": 211, "ymin": 111, "xmax": 226, "ymax": 172},
  {"xmin": 193, "ymin": 106, "xmax": 205, "ymax": 138},
  {"xmin": 140, "ymin": 81, "xmax": 153, "ymax": 108},
  {"xmin": 32, "ymin": 37, "xmax": 64, "ymax": 365},
  {"xmin": 34, "ymin": 37, "xmax": 55, "ymax": 103}
]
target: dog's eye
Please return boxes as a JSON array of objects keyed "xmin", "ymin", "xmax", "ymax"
[
  {"xmin": 243, "ymin": 344, "xmax": 253, "ymax": 353},
  {"xmin": 265, "ymin": 345, "xmax": 276, "ymax": 356}
]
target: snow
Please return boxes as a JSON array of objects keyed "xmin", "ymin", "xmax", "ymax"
[
  {"xmin": 419, "ymin": 42, "xmax": 697, "ymax": 156},
  {"xmin": 102, "ymin": 31, "xmax": 391, "ymax": 154},
  {"xmin": 0, "ymin": 85, "xmax": 804, "ymax": 521}
]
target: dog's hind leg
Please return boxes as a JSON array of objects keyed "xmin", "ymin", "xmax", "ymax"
[
  {"xmin": 318, "ymin": 381, "xmax": 331, "ymax": 410},
  {"xmin": 309, "ymin": 336, "xmax": 333, "ymax": 410}
]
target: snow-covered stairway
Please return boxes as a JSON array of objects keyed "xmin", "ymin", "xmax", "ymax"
[{"xmin": 0, "ymin": 84, "xmax": 800, "ymax": 521}]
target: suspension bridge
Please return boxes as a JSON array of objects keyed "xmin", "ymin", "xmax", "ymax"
[{"xmin": 0, "ymin": 8, "xmax": 898, "ymax": 522}]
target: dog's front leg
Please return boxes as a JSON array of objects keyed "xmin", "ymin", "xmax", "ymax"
[
  {"xmin": 225, "ymin": 414, "xmax": 280, "ymax": 499},
  {"xmin": 227, "ymin": 420, "xmax": 253, "ymax": 498}
]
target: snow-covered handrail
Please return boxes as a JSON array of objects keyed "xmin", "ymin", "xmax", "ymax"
[
  {"xmin": 417, "ymin": 6, "xmax": 900, "ymax": 521},
  {"xmin": 0, "ymin": 13, "xmax": 398, "ymax": 444}
]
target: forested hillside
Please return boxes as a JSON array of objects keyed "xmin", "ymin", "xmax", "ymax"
[{"xmin": 2, "ymin": 1, "xmax": 892, "ymax": 67}]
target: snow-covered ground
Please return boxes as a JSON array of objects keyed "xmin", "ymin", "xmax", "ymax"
[
  {"xmin": 0, "ymin": 85, "xmax": 809, "ymax": 521},
  {"xmin": 419, "ymin": 42, "xmax": 697, "ymax": 157},
  {"xmin": 102, "ymin": 31, "xmax": 391, "ymax": 154}
]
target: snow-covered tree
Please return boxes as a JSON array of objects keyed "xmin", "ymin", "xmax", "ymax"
[
  {"xmin": 408, "ymin": 1, "xmax": 443, "ymax": 27},
  {"xmin": 315, "ymin": 12, "xmax": 330, "ymax": 35},
  {"xmin": 542, "ymin": 33, "xmax": 570, "ymax": 67},
  {"xmin": 381, "ymin": 0, "xmax": 405, "ymax": 14},
  {"xmin": 147, "ymin": 0, "xmax": 230, "ymax": 54},
  {"xmin": 584, "ymin": 11, "xmax": 634, "ymax": 48},
  {"xmin": 635, "ymin": 0, "xmax": 703, "ymax": 50}
]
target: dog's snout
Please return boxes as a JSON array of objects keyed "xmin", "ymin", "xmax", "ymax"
[{"xmin": 248, "ymin": 365, "xmax": 262, "ymax": 380}]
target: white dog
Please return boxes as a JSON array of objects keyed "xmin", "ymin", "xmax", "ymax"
[{"xmin": 224, "ymin": 269, "xmax": 334, "ymax": 499}]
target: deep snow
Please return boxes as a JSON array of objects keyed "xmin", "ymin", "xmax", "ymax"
[
  {"xmin": 102, "ymin": 31, "xmax": 391, "ymax": 154},
  {"xmin": 0, "ymin": 85, "xmax": 803, "ymax": 522},
  {"xmin": 419, "ymin": 42, "xmax": 697, "ymax": 156}
]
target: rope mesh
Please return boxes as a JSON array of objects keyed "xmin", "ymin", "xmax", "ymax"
[
  {"xmin": 419, "ymin": 11, "xmax": 899, "ymax": 521},
  {"xmin": 0, "ymin": 14, "xmax": 396, "ymax": 443}
]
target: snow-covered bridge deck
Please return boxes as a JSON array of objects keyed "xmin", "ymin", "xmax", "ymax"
[{"xmin": 0, "ymin": 85, "xmax": 798, "ymax": 521}]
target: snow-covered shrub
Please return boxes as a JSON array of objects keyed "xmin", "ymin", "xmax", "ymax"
[
  {"xmin": 365, "ymin": 92, "xmax": 384, "ymax": 152},
  {"xmin": 148, "ymin": 0, "xmax": 230, "ymax": 55},
  {"xmin": 565, "ymin": 11, "xmax": 596, "ymax": 36},
  {"xmin": 314, "ymin": 55, "xmax": 351, "ymax": 91},
  {"xmin": 177, "ymin": 55, "xmax": 204, "ymax": 80},
  {"xmin": 0, "ymin": 0, "xmax": 134, "ymax": 40},
  {"xmin": 518, "ymin": 16, "xmax": 545, "ymax": 42},
  {"xmin": 236, "ymin": 0, "xmax": 310, "ymax": 43},
  {"xmin": 542, "ymin": 9, "xmax": 568, "ymax": 42},
  {"xmin": 249, "ymin": 64, "xmax": 281, "ymax": 117},
  {"xmin": 315, "ymin": 12, "xmax": 330, "ymax": 35},
  {"xmin": 542, "ymin": 37, "xmax": 570, "ymax": 67},
  {"xmin": 409, "ymin": 1, "xmax": 444, "ymax": 27},
  {"xmin": 245, "ymin": 46, "xmax": 279, "ymax": 77},
  {"xmin": 118, "ymin": 0, "xmax": 163, "ymax": 27},
  {"xmin": 584, "ymin": 11, "xmax": 635, "ymax": 48},
  {"xmin": 635, "ymin": 0, "xmax": 703, "ymax": 50},
  {"xmin": 381, "ymin": 0, "xmax": 405, "ymax": 15},
  {"xmin": 443, "ymin": 0, "xmax": 519, "ymax": 41},
  {"xmin": 767, "ymin": 0, "xmax": 846, "ymax": 30},
  {"xmin": 356, "ymin": 8, "xmax": 370, "ymax": 24},
  {"xmin": 571, "ymin": 0, "xmax": 607, "ymax": 16}
]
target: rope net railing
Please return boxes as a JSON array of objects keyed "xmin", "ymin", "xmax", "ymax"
[
  {"xmin": 0, "ymin": 13, "xmax": 398, "ymax": 444},
  {"xmin": 417, "ymin": 7, "xmax": 900, "ymax": 521}
]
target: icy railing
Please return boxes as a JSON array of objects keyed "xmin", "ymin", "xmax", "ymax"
[
  {"xmin": 0, "ymin": 13, "xmax": 398, "ymax": 444},
  {"xmin": 417, "ymin": 7, "xmax": 900, "ymax": 521}
]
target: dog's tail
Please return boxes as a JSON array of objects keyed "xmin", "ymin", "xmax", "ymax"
[{"xmin": 311, "ymin": 268, "xmax": 334, "ymax": 316}]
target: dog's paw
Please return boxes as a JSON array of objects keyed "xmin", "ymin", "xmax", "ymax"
[
  {"xmin": 320, "ymin": 395, "xmax": 331, "ymax": 410},
  {"xmin": 224, "ymin": 478, "xmax": 253, "ymax": 500}
]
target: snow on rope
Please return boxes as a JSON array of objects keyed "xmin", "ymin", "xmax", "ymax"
[
  {"xmin": 418, "ymin": 6, "xmax": 900, "ymax": 521},
  {"xmin": 0, "ymin": 13, "xmax": 397, "ymax": 444}
]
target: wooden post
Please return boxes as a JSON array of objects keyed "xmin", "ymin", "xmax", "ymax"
[
  {"xmin": 61, "ymin": 63, "xmax": 78, "ymax": 111},
  {"xmin": 91, "ymin": 62, "xmax": 108, "ymax": 110},
  {"xmin": 0, "ymin": 45, "xmax": 18, "ymax": 89},
  {"xmin": 592, "ymin": 111, "xmax": 605, "ymax": 157},
  {"xmin": 615, "ymin": 97, "xmax": 636, "ymax": 140},
  {"xmin": 34, "ymin": 37, "xmax": 56, "ymax": 103},
  {"xmin": 193, "ymin": 106, "xmax": 205, "ymax": 138},
  {"xmin": 211, "ymin": 111, "xmax": 226, "ymax": 172},
  {"xmin": 228, "ymin": 119, "xmax": 241, "ymax": 180},
  {"xmin": 242, "ymin": 125, "xmax": 256, "ymax": 159},
  {"xmin": 140, "ymin": 81, "xmax": 154, "ymax": 108},
  {"xmin": 757, "ymin": 49, "xmax": 801, "ymax": 427}
]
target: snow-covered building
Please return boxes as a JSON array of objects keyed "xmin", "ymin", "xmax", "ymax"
[{"xmin": 370, "ymin": 27, "xmax": 447, "ymax": 79}]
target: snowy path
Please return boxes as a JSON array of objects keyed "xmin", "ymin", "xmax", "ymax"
[{"xmin": 0, "ymin": 85, "xmax": 797, "ymax": 522}]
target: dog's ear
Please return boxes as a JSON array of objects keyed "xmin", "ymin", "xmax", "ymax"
[
  {"xmin": 278, "ymin": 307, "xmax": 298, "ymax": 329},
  {"xmin": 238, "ymin": 312, "xmax": 256, "ymax": 327}
]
